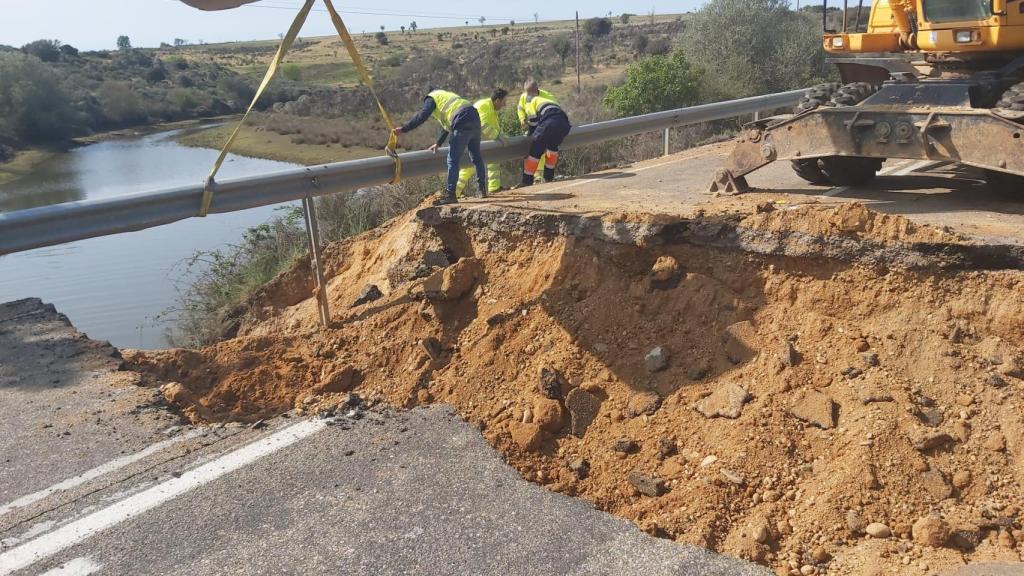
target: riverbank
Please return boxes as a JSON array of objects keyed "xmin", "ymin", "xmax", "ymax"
[
  {"xmin": 0, "ymin": 116, "xmax": 237, "ymax": 188},
  {"xmin": 175, "ymin": 122, "xmax": 381, "ymax": 166},
  {"xmin": 0, "ymin": 148, "xmax": 58, "ymax": 186}
]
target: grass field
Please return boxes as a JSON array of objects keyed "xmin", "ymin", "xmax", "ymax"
[{"xmin": 177, "ymin": 123, "xmax": 380, "ymax": 166}]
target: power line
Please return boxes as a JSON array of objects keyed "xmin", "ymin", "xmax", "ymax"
[{"xmin": 232, "ymin": 1, "xmax": 525, "ymax": 22}]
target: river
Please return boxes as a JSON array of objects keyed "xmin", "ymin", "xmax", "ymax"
[{"xmin": 0, "ymin": 129, "xmax": 300, "ymax": 350}]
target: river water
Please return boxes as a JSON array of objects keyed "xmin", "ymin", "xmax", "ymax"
[{"xmin": 0, "ymin": 129, "xmax": 299, "ymax": 350}]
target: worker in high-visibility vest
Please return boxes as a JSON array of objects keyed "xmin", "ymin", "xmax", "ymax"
[
  {"xmin": 517, "ymin": 79, "xmax": 571, "ymax": 186},
  {"xmin": 455, "ymin": 88, "xmax": 508, "ymax": 197},
  {"xmin": 392, "ymin": 87, "xmax": 487, "ymax": 205},
  {"xmin": 516, "ymin": 81, "xmax": 554, "ymax": 177}
]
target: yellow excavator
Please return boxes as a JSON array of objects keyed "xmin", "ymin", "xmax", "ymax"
[{"xmin": 710, "ymin": 0, "xmax": 1024, "ymax": 194}]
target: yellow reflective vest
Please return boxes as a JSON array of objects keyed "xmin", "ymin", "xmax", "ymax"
[
  {"xmin": 475, "ymin": 98, "xmax": 501, "ymax": 140},
  {"xmin": 517, "ymin": 89, "xmax": 556, "ymax": 128},
  {"xmin": 428, "ymin": 89, "xmax": 471, "ymax": 131}
]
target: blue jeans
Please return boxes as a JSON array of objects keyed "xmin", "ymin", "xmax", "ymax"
[{"xmin": 446, "ymin": 110, "xmax": 487, "ymax": 196}]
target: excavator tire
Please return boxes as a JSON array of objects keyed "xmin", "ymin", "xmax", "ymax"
[
  {"xmin": 816, "ymin": 82, "xmax": 884, "ymax": 187},
  {"xmin": 791, "ymin": 83, "xmax": 840, "ymax": 185},
  {"xmin": 986, "ymin": 82, "xmax": 1024, "ymax": 195}
]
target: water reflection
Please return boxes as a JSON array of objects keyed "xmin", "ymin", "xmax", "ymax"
[{"xmin": 0, "ymin": 129, "xmax": 299, "ymax": 349}]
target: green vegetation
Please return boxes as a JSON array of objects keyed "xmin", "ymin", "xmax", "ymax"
[
  {"xmin": 167, "ymin": 181, "xmax": 432, "ymax": 346},
  {"xmin": 604, "ymin": 49, "xmax": 702, "ymax": 116}
]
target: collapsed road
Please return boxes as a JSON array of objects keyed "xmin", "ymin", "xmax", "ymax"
[{"xmin": 3, "ymin": 143, "xmax": 1024, "ymax": 575}]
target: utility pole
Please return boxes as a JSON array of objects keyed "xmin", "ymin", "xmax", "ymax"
[{"xmin": 575, "ymin": 11, "xmax": 581, "ymax": 92}]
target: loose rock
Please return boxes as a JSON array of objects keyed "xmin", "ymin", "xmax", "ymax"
[
  {"xmin": 567, "ymin": 458, "xmax": 590, "ymax": 479},
  {"xmin": 421, "ymin": 257, "xmax": 480, "ymax": 301},
  {"xmin": 695, "ymin": 382, "xmax": 752, "ymax": 419},
  {"xmin": 847, "ymin": 509, "xmax": 868, "ymax": 534},
  {"xmin": 790, "ymin": 389, "xmax": 837, "ymax": 429},
  {"xmin": 537, "ymin": 366, "xmax": 567, "ymax": 399},
  {"xmin": 865, "ymin": 522, "xmax": 892, "ymax": 538},
  {"xmin": 625, "ymin": 391, "xmax": 661, "ymax": 418},
  {"xmin": 532, "ymin": 397, "xmax": 565, "ymax": 433},
  {"xmin": 984, "ymin": 432, "xmax": 1007, "ymax": 452},
  {"xmin": 351, "ymin": 284, "xmax": 383, "ymax": 307},
  {"xmin": 644, "ymin": 346, "xmax": 669, "ymax": 373},
  {"xmin": 564, "ymin": 388, "xmax": 601, "ymax": 437},
  {"xmin": 912, "ymin": 430, "xmax": 954, "ymax": 452},
  {"xmin": 613, "ymin": 438, "xmax": 639, "ymax": 453},
  {"xmin": 780, "ymin": 340, "xmax": 800, "ymax": 367},
  {"xmin": 508, "ymin": 421, "xmax": 545, "ymax": 452},
  {"xmin": 912, "ymin": 515, "xmax": 951, "ymax": 547},
  {"xmin": 628, "ymin": 471, "xmax": 666, "ymax": 497}
]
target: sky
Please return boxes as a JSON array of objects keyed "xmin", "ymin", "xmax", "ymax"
[{"xmin": 1, "ymin": 0, "xmax": 707, "ymax": 51}]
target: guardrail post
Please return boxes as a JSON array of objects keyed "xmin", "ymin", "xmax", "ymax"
[
  {"xmin": 754, "ymin": 110, "xmax": 761, "ymax": 121},
  {"xmin": 301, "ymin": 196, "xmax": 331, "ymax": 328},
  {"xmin": 663, "ymin": 127, "xmax": 670, "ymax": 157}
]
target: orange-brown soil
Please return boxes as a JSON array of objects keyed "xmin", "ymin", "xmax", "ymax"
[{"xmin": 125, "ymin": 202, "xmax": 1024, "ymax": 575}]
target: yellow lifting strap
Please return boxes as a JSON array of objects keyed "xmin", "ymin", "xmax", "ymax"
[
  {"xmin": 199, "ymin": 0, "xmax": 401, "ymax": 217},
  {"xmin": 322, "ymin": 0, "xmax": 401, "ymax": 184},
  {"xmin": 199, "ymin": 0, "xmax": 315, "ymax": 216}
]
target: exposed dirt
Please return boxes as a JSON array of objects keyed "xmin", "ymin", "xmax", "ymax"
[{"xmin": 125, "ymin": 201, "xmax": 1024, "ymax": 575}]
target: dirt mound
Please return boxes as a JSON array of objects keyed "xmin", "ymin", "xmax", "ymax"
[
  {"xmin": 741, "ymin": 202, "xmax": 965, "ymax": 245},
  {"xmin": 126, "ymin": 201, "xmax": 1024, "ymax": 575}
]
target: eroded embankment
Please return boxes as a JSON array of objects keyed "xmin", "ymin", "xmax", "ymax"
[{"xmin": 125, "ymin": 201, "xmax": 1024, "ymax": 575}]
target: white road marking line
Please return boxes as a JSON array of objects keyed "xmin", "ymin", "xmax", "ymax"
[
  {"xmin": 822, "ymin": 186, "xmax": 850, "ymax": 197},
  {"xmin": 0, "ymin": 419, "xmax": 326, "ymax": 576},
  {"xmin": 38, "ymin": 557, "xmax": 102, "ymax": 576},
  {"xmin": 0, "ymin": 429, "xmax": 205, "ymax": 518}
]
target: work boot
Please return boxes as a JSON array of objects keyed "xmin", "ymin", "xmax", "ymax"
[
  {"xmin": 431, "ymin": 191, "xmax": 457, "ymax": 206},
  {"xmin": 543, "ymin": 167, "xmax": 555, "ymax": 182},
  {"xmin": 520, "ymin": 173, "xmax": 535, "ymax": 187}
]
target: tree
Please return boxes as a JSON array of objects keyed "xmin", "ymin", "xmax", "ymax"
[
  {"xmin": 173, "ymin": 38, "xmax": 187, "ymax": 47},
  {"xmin": 478, "ymin": 16, "xmax": 486, "ymax": 25},
  {"xmin": 632, "ymin": 31, "xmax": 649, "ymax": 55},
  {"xmin": 21, "ymin": 40, "xmax": 62, "ymax": 63},
  {"xmin": 510, "ymin": 20, "xmax": 515, "ymax": 26},
  {"xmin": 603, "ymin": 49, "xmax": 703, "ymax": 117},
  {"xmin": 0, "ymin": 53, "xmax": 75, "ymax": 142},
  {"xmin": 401, "ymin": 26, "xmax": 406, "ymax": 34},
  {"xmin": 410, "ymin": 21, "xmax": 418, "ymax": 33},
  {"xmin": 116, "ymin": 35, "xmax": 132, "ymax": 51},
  {"xmin": 59, "ymin": 44, "xmax": 79, "ymax": 58},
  {"xmin": 375, "ymin": 31, "xmax": 389, "ymax": 46},
  {"xmin": 683, "ymin": 0, "xmax": 826, "ymax": 99},
  {"xmin": 550, "ymin": 35, "xmax": 572, "ymax": 69},
  {"xmin": 620, "ymin": 13, "xmax": 633, "ymax": 24},
  {"xmin": 380, "ymin": 25, "xmax": 385, "ymax": 31},
  {"xmin": 533, "ymin": 12, "xmax": 539, "ymax": 23},
  {"xmin": 501, "ymin": 27, "xmax": 510, "ymax": 35},
  {"xmin": 584, "ymin": 17, "xmax": 613, "ymax": 37}
]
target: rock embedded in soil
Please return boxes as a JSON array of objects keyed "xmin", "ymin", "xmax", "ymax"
[
  {"xmin": 921, "ymin": 468, "xmax": 953, "ymax": 500},
  {"xmin": 912, "ymin": 430, "xmax": 954, "ymax": 452},
  {"xmin": 649, "ymin": 255, "xmax": 683, "ymax": 289},
  {"xmin": 613, "ymin": 438, "xmax": 639, "ymax": 454},
  {"xmin": 627, "ymin": 471, "xmax": 666, "ymax": 497},
  {"xmin": 953, "ymin": 470, "xmax": 972, "ymax": 489},
  {"xmin": 532, "ymin": 397, "xmax": 565, "ymax": 433},
  {"xmin": 508, "ymin": 421, "xmax": 545, "ymax": 452},
  {"xmin": 644, "ymin": 346, "xmax": 669, "ymax": 373},
  {"xmin": 625, "ymin": 391, "xmax": 661, "ymax": 418},
  {"xmin": 656, "ymin": 436, "xmax": 677, "ymax": 459},
  {"xmin": 695, "ymin": 382, "xmax": 752, "ymax": 419},
  {"xmin": 780, "ymin": 340, "xmax": 800, "ymax": 368},
  {"xmin": 537, "ymin": 366, "xmax": 567, "ymax": 399},
  {"xmin": 847, "ymin": 509, "xmax": 868, "ymax": 534},
  {"xmin": 567, "ymin": 458, "xmax": 589, "ymax": 479},
  {"xmin": 912, "ymin": 515, "xmax": 951, "ymax": 547},
  {"xmin": 724, "ymin": 321, "xmax": 758, "ymax": 364},
  {"xmin": 789, "ymin": 389, "xmax": 837, "ymax": 429},
  {"xmin": 312, "ymin": 365, "xmax": 359, "ymax": 395},
  {"xmin": 865, "ymin": 522, "xmax": 892, "ymax": 538},
  {"xmin": 564, "ymin": 388, "xmax": 601, "ymax": 437},
  {"xmin": 421, "ymin": 257, "xmax": 479, "ymax": 301},
  {"xmin": 984, "ymin": 432, "xmax": 1007, "ymax": 452},
  {"xmin": 351, "ymin": 284, "xmax": 383, "ymax": 307}
]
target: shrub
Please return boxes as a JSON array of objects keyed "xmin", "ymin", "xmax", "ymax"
[
  {"xmin": 684, "ymin": 0, "xmax": 827, "ymax": 99},
  {"xmin": 603, "ymin": 49, "xmax": 703, "ymax": 117},
  {"xmin": 632, "ymin": 31, "xmax": 649, "ymax": 55},
  {"xmin": 146, "ymin": 65, "xmax": 167, "ymax": 83},
  {"xmin": 0, "ymin": 53, "xmax": 75, "ymax": 141},
  {"xmin": 620, "ymin": 13, "xmax": 633, "ymax": 24},
  {"xmin": 281, "ymin": 63, "xmax": 302, "ymax": 81},
  {"xmin": 176, "ymin": 73, "xmax": 195, "ymax": 87},
  {"xmin": 97, "ymin": 81, "xmax": 147, "ymax": 124},
  {"xmin": 375, "ymin": 31, "xmax": 389, "ymax": 45},
  {"xmin": 168, "ymin": 88, "xmax": 200, "ymax": 113},
  {"xmin": 21, "ymin": 39, "xmax": 62, "ymax": 63},
  {"xmin": 381, "ymin": 54, "xmax": 403, "ymax": 67},
  {"xmin": 584, "ymin": 17, "xmax": 613, "ymax": 37},
  {"xmin": 59, "ymin": 44, "xmax": 79, "ymax": 58},
  {"xmin": 647, "ymin": 37, "xmax": 672, "ymax": 55},
  {"xmin": 551, "ymin": 35, "xmax": 572, "ymax": 69}
]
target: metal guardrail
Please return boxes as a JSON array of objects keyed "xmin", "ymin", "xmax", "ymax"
[{"xmin": 0, "ymin": 89, "xmax": 805, "ymax": 256}]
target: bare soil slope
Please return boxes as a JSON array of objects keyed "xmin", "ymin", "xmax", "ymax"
[{"xmin": 126, "ymin": 201, "xmax": 1024, "ymax": 575}]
